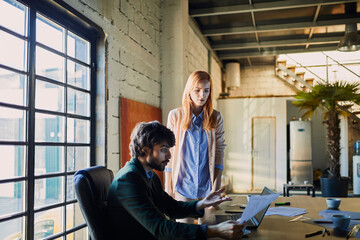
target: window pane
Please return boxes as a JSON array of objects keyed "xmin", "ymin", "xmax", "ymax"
[
  {"xmin": 36, "ymin": 80, "xmax": 64, "ymax": 112},
  {"xmin": 0, "ymin": 145, "xmax": 26, "ymax": 179},
  {"xmin": 67, "ymin": 227, "xmax": 87, "ymax": 240},
  {"xmin": 34, "ymin": 207, "xmax": 63, "ymax": 239},
  {"xmin": 35, "ymin": 113, "xmax": 65, "ymax": 142},
  {"xmin": 68, "ymin": 88, "xmax": 90, "ymax": 117},
  {"xmin": 36, "ymin": 47, "xmax": 64, "ymax": 82},
  {"xmin": 0, "ymin": 68, "xmax": 27, "ymax": 106},
  {"xmin": 0, "ymin": 181, "xmax": 24, "ymax": 216},
  {"xmin": 0, "ymin": 30, "xmax": 27, "ymax": 71},
  {"xmin": 67, "ymin": 146, "xmax": 89, "ymax": 171},
  {"xmin": 66, "ymin": 174, "xmax": 75, "ymax": 201},
  {"xmin": 67, "ymin": 60, "xmax": 90, "ymax": 90},
  {"xmin": 67, "ymin": 118, "xmax": 90, "ymax": 143},
  {"xmin": 0, "ymin": 0, "xmax": 27, "ymax": 36},
  {"xmin": 0, "ymin": 106, "xmax": 26, "ymax": 141},
  {"xmin": 35, "ymin": 176, "xmax": 64, "ymax": 209},
  {"xmin": 36, "ymin": 14, "xmax": 64, "ymax": 52},
  {"xmin": 66, "ymin": 203, "xmax": 85, "ymax": 230},
  {"xmin": 67, "ymin": 32, "xmax": 90, "ymax": 64},
  {"xmin": 0, "ymin": 217, "xmax": 24, "ymax": 240},
  {"xmin": 35, "ymin": 146, "xmax": 64, "ymax": 175}
]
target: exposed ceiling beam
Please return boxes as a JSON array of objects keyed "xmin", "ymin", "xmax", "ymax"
[
  {"xmin": 203, "ymin": 16, "xmax": 360, "ymax": 36},
  {"xmin": 247, "ymin": 57, "xmax": 252, "ymax": 66},
  {"xmin": 249, "ymin": 6, "xmax": 261, "ymax": 52},
  {"xmin": 190, "ymin": 0, "xmax": 357, "ymax": 17},
  {"xmin": 212, "ymin": 36, "xmax": 340, "ymax": 50},
  {"xmin": 218, "ymin": 46, "xmax": 337, "ymax": 59},
  {"xmin": 306, "ymin": 5, "xmax": 322, "ymax": 48}
]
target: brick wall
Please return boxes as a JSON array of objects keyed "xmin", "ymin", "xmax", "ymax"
[
  {"xmin": 185, "ymin": 25, "xmax": 223, "ymax": 110},
  {"xmin": 229, "ymin": 65, "xmax": 296, "ymax": 97},
  {"xmin": 64, "ymin": 0, "xmax": 222, "ymax": 171},
  {"xmin": 211, "ymin": 56, "xmax": 222, "ymax": 109},
  {"xmin": 186, "ymin": 25, "xmax": 208, "ymax": 75},
  {"xmin": 64, "ymin": 0, "xmax": 162, "ymax": 170}
]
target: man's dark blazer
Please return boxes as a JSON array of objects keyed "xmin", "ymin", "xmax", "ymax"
[{"xmin": 107, "ymin": 158, "xmax": 206, "ymax": 240}]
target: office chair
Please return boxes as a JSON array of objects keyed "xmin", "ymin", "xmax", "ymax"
[{"xmin": 73, "ymin": 166, "xmax": 114, "ymax": 240}]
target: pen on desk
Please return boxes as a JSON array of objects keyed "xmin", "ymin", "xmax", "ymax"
[
  {"xmin": 305, "ymin": 230, "xmax": 323, "ymax": 238},
  {"xmin": 275, "ymin": 202, "xmax": 291, "ymax": 206},
  {"xmin": 322, "ymin": 228, "xmax": 330, "ymax": 237}
]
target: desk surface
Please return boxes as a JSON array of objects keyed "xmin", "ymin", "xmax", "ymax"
[{"xmin": 204, "ymin": 196, "xmax": 360, "ymax": 240}]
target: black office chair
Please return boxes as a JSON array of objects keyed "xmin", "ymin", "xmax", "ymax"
[{"xmin": 73, "ymin": 166, "xmax": 114, "ymax": 240}]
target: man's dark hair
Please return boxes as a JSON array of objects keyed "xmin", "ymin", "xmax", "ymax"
[{"xmin": 129, "ymin": 121, "xmax": 175, "ymax": 158}]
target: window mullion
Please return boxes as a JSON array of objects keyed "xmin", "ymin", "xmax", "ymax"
[
  {"xmin": 64, "ymin": 27, "xmax": 68, "ymax": 239},
  {"xmin": 90, "ymin": 41, "xmax": 96, "ymax": 167},
  {"xmin": 26, "ymin": 6, "xmax": 37, "ymax": 240}
]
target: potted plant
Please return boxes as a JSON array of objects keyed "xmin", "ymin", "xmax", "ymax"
[{"xmin": 292, "ymin": 81, "xmax": 360, "ymax": 197}]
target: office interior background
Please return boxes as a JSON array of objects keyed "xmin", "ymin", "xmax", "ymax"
[{"xmin": 0, "ymin": 0, "xmax": 359, "ymax": 239}]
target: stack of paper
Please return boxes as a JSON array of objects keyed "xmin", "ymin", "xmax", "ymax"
[
  {"xmin": 319, "ymin": 209, "xmax": 360, "ymax": 220},
  {"xmin": 265, "ymin": 207, "xmax": 307, "ymax": 217}
]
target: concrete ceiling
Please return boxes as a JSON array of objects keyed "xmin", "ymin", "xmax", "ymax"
[{"xmin": 189, "ymin": 0, "xmax": 360, "ymax": 66}]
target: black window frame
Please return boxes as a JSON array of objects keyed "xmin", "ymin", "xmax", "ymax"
[{"xmin": 0, "ymin": 0, "xmax": 104, "ymax": 239}]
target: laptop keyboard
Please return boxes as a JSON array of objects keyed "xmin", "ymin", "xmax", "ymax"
[{"xmin": 215, "ymin": 214, "xmax": 242, "ymax": 223}]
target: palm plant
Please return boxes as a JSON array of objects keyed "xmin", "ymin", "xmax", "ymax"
[{"xmin": 292, "ymin": 81, "xmax": 360, "ymax": 178}]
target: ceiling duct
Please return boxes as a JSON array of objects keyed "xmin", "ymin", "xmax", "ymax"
[
  {"xmin": 225, "ymin": 62, "xmax": 240, "ymax": 90},
  {"xmin": 337, "ymin": 3, "xmax": 360, "ymax": 52}
]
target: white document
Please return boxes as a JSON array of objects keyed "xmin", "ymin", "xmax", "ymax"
[
  {"xmin": 266, "ymin": 206, "xmax": 307, "ymax": 217},
  {"xmin": 238, "ymin": 192, "xmax": 280, "ymax": 223},
  {"xmin": 319, "ymin": 210, "xmax": 360, "ymax": 220}
]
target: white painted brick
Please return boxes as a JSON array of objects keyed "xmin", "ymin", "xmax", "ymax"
[
  {"xmin": 134, "ymin": 11, "xmax": 146, "ymax": 31},
  {"xmin": 120, "ymin": 0, "xmax": 134, "ymax": 20},
  {"xmin": 129, "ymin": 20, "xmax": 142, "ymax": 43},
  {"xmin": 112, "ymin": 10, "xmax": 129, "ymax": 34},
  {"xmin": 103, "ymin": 0, "xmax": 120, "ymax": 20},
  {"xmin": 128, "ymin": 0, "xmax": 141, "ymax": 10},
  {"xmin": 153, "ymin": 1, "xmax": 160, "ymax": 19},
  {"xmin": 155, "ymin": 29, "xmax": 160, "ymax": 45},
  {"xmin": 145, "ymin": 25, "xmax": 156, "ymax": 42},
  {"xmin": 120, "ymin": 47, "xmax": 137, "ymax": 69}
]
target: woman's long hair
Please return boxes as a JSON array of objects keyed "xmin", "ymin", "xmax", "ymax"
[{"xmin": 181, "ymin": 71, "xmax": 217, "ymax": 130}]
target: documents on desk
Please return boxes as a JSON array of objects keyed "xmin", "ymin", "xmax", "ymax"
[
  {"xmin": 303, "ymin": 209, "xmax": 360, "ymax": 230},
  {"xmin": 266, "ymin": 206, "xmax": 307, "ymax": 217},
  {"xmin": 319, "ymin": 209, "xmax": 360, "ymax": 220},
  {"xmin": 304, "ymin": 218, "xmax": 360, "ymax": 230},
  {"xmin": 238, "ymin": 192, "xmax": 280, "ymax": 223}
]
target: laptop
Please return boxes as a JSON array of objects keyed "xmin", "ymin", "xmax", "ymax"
[{"xmin": 215, "ymin": 187, "xmax": 275, "ymax": 230}]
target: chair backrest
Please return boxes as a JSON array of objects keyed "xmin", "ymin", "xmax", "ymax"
[{"xmin": 73, "ymin": 166, "xmax": 114, "ymax": 240}]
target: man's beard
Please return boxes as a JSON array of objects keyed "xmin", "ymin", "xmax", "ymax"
[{"xmin": 147, "ymin": 156, "xmax": 168, "ymax": 171}]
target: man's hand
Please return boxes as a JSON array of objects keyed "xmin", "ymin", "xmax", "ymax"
[
  {"xmin": 196, "ymin": 188, "xmax": 232, "ymax": 211},
  {"xmin": 208, "ymin": 220, "xmax": 245, "ymax": 239}
]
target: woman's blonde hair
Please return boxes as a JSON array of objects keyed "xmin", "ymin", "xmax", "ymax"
[{"xmin": 181, "ymin": 71, "xmax": 217, "ymax": 130}]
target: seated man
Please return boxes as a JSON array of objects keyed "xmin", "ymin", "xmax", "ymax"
[{"xmin": 107, "ymin": 121, "xmax": 244, "ymax": 240}]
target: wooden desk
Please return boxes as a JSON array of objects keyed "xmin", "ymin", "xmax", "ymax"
[{"xmin": 204, "ymin": 196, "xmax": 360, "ymax": 239}]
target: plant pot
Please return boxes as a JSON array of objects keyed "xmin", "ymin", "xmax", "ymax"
[{"xmin": 320, "ymin": 177, "xmax": 349, "ymax": 197}]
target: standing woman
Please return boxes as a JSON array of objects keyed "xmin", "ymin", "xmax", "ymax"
[{"xmin": 165, "ymin": 71, "xmax": 226, "ymax": 223}]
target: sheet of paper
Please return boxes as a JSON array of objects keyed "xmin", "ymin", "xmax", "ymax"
[
  {"xmin": 265, "ymin": 206, "xmax": 307, "ymax": 217},
  {"xmin": 303, "ymin": 219, "xmax": 360, "ymax": 230},
  {"xmin": 319, "ymin": 210, "xmax": 360, "ymax": 220},
  {"xmin": 238, "ymin": 192, "xmax": 280, "ymax": 223}
]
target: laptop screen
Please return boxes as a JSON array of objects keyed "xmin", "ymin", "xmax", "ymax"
[{"xmin": 252, "ymin": 187, "xmax": 274, "ymax": 225}]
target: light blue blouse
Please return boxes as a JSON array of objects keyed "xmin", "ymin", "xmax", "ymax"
[{"xmin": 174, "ymin": 112, "xmax": 223, "ymax": 199}]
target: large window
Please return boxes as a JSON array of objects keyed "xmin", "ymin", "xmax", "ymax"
[{"xmin": 0, "ymin": 0, "xmax": 98, "ymax": 239}]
